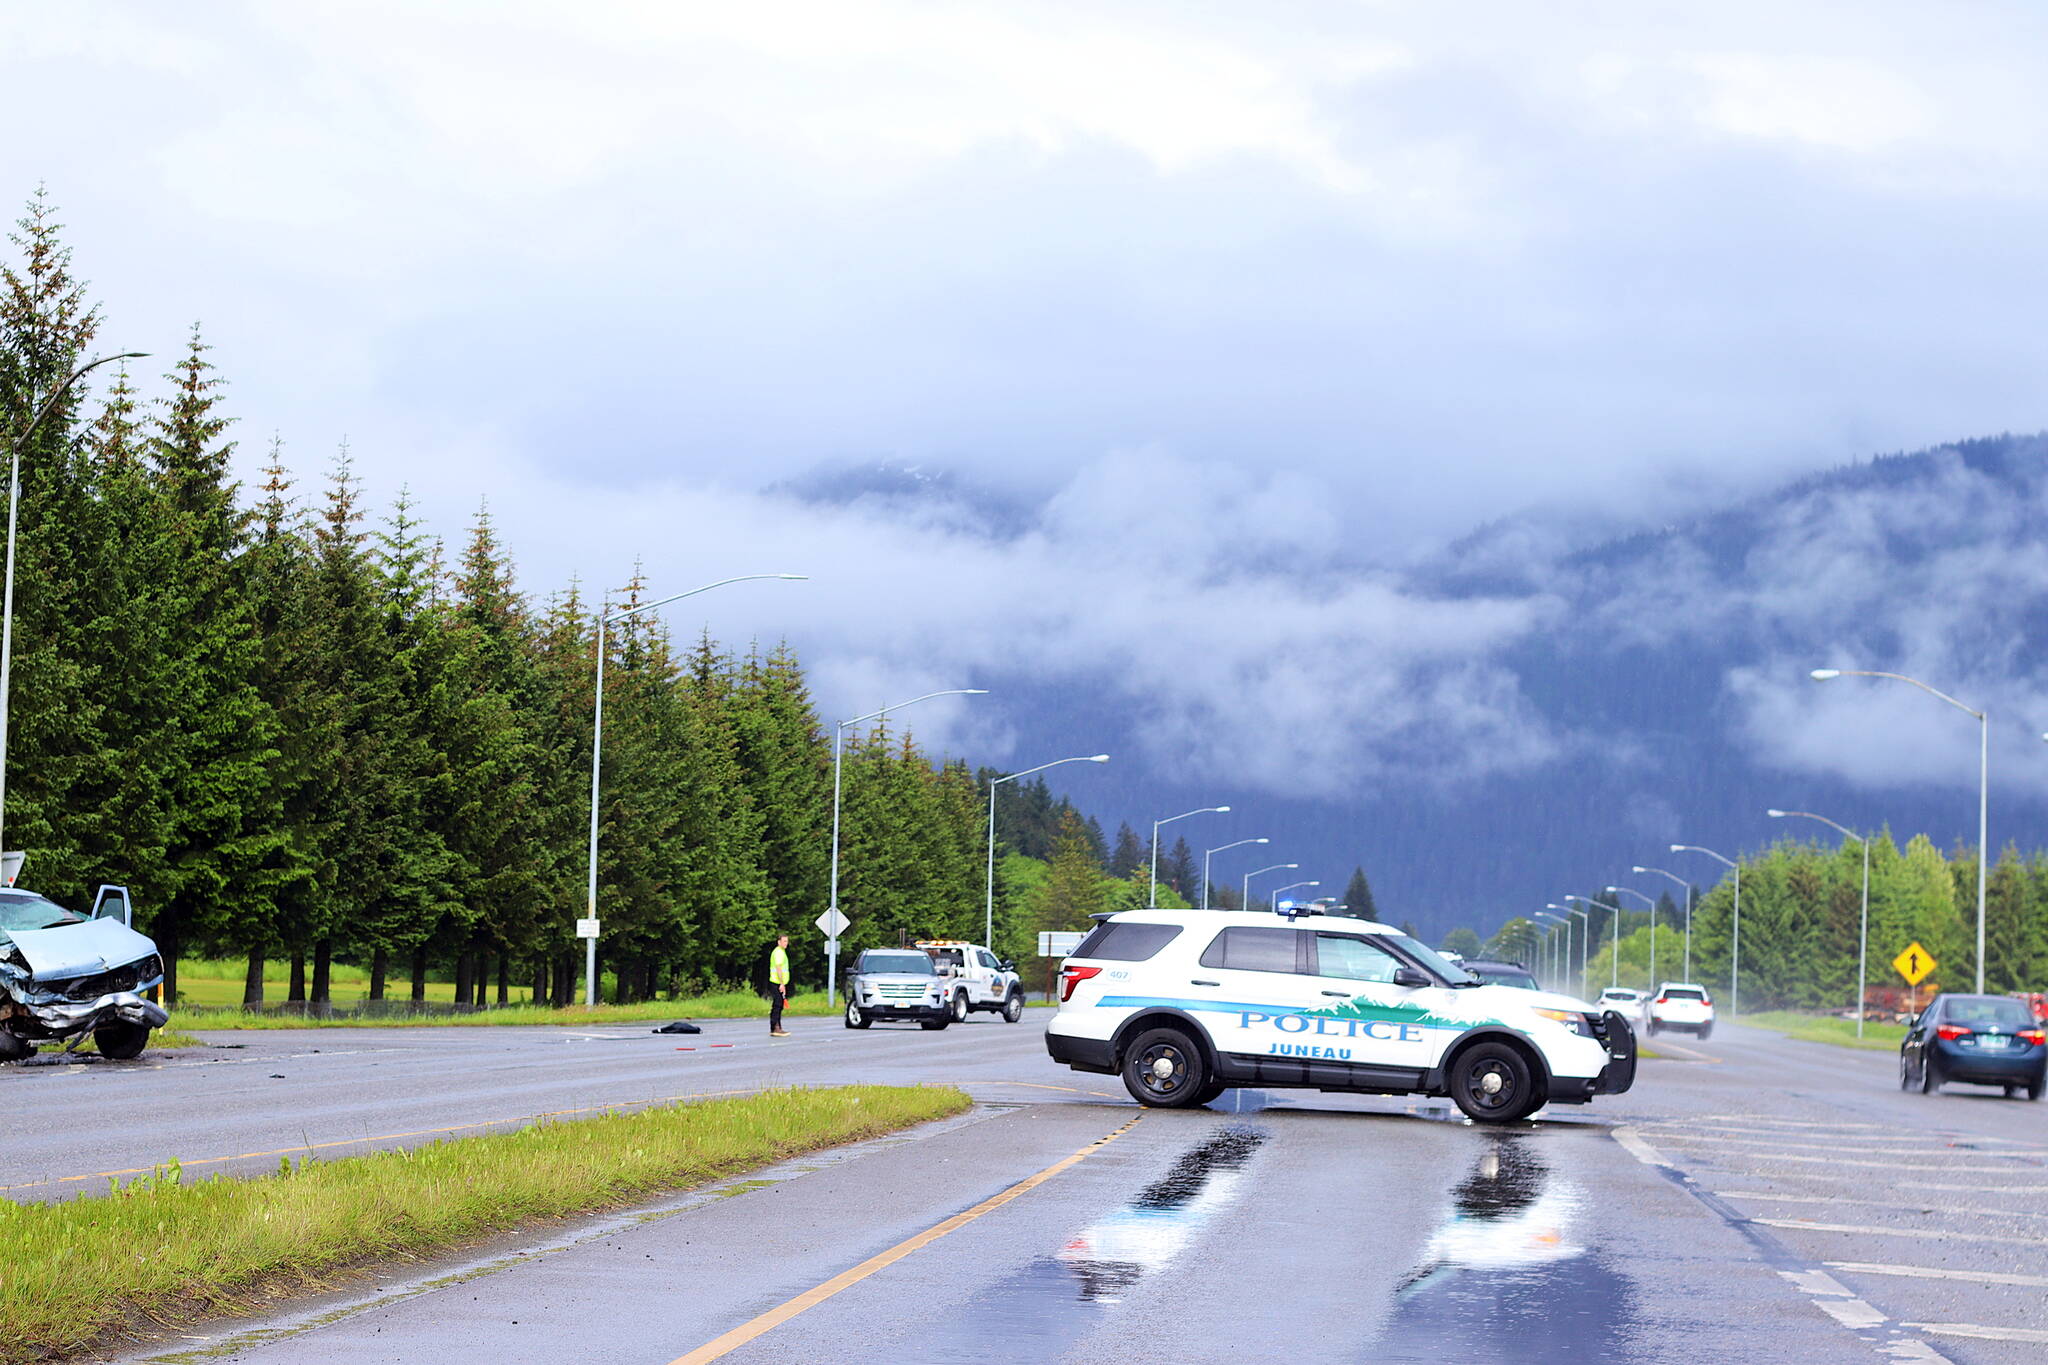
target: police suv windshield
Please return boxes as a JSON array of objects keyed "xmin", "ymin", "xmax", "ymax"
[
  {"xmin": 859, "ymin": 952, "xmax": 934, "ymax": 975},
  {"xmin": 1385, "ymin": 934, "xmax": 1478, "ymax": 986}
]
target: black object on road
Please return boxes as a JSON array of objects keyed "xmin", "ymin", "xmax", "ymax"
[{"xmin": 653, "ymin": 1020, "xmax": 702, "ymax": 1035}]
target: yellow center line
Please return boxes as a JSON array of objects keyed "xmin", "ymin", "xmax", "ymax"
[
  {"xmin": 668, "ymin": 1114, "xmax": 1142, "ymax": 1365},
  {"xmin": 962, "ymin": 1079, "xmax": 1119, "ymax": 1097},
  {"xmin": 0, "ymin": 1088, "xmax": 760, "ymax": 1192}
]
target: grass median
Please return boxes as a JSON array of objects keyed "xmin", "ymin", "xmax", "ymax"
[
  {"xmin": 0, "ymin": 1083, "xmax": 969, "ymax": 1363},
  {"xmin": 1739, "ymin": 1010, "xmax": 1906, "ymax": 1051},
  {"xmin": 167, "ymin": 989, "xmax": 840, "ymax": 1030}
]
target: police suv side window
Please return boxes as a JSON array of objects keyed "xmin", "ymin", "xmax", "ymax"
[
  {"xmin": 1198, "ymin": 927, "xmax": 1303, "ymax": 974},
  {"xmin": 1314, "ymin": 934, "xmax": 1401, "ymax": 983}
]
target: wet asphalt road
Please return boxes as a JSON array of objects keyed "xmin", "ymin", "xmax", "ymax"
[{"xmin": 5, "ymin": 1014, "xmax": 2044, "ymax": 1363}]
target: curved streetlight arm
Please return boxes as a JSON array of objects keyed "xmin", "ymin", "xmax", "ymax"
[
  {"xmin": 1812, "ymin": 668, "xmax": 1981, "ymax": 719},
  {"xmin": 1671, "ymin": 843, "xmax": 1735, "ymax": 869},
  {"xmin": 840, "ymin": 687, "xmax": 989, "ymax": 730},
  {"xmin": 1632, "ymin": 865, "xmax": 1689, "ymax": 892},
  {"xmin": 1206, "ymin": 837, "xmax": 1270, "ymax": 857},
  {"xmin": 1605, "ymin": 886, "xmax": 1655, "ymax": 907},
  {"xmin": 1767, "ymin": 809, "xmax": 1861, "ymax": 843},
  {"xmin": 1151, "ymin": 804, "xmax": 1230, "ymax": 907},
  {"xmin": 990, "ymin": 754, "xmax": 1109, "ymax": 789},
  {"xmin": 603, "ymin": 573, "xmax": 808, "ymax": 627}
]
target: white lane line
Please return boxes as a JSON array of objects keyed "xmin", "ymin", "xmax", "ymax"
[
  {"xmin": 1907, "ymin": 1323, "xmax": 2048, "ymax": 1344},
  {"xmin": 1612, "ymin": 1126, "xmax": 1668, "ymax": 1166},
  {"xmin": 1718, "ymin": 1190, "xmax": 2048, "ymax": 1222},
  {"xmin": 1654, "ymin": 1148, "xmax": 2034, "ymax": 1173},
  {"xmin": 1690, "ymin": 1115, "xmax": 1894, "ymax": 1129},
  {"xmin": 1645, "ymin": 1133, "xmax": 2000, "ymax": 1156},
  {"xmin": 1643, "ymin": 1127, "xmax": 2046, "ymax": 1152},
  {"xmin": 1719, "ymin": 1170, "xmax": 2048, "ymax": 1195},
  {"xmin": 1753, "ymin": 1218, "xmax": 2044, "ymax": 1247},
  {"xmin": 1829, "ymin": 1261, "xmax": 2048, "ymax": 1289}
]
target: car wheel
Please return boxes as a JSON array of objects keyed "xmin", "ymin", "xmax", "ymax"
[
  {"xmin": 1120, "ymin": 1027, "xmax": 1210, "ymax": 1108},
  {"xmin": 2028, "ymin": 1079, "xmax": 2044, "ymax": 1102},
  {"xmin": 93, "ymin": 1022, "xmax": 150, "ymax": 1060},
  {"xmin": 951, "ymin": 992, "xmax": 969, "ymax": 1023},
  {"xmin": 1899, "ymin": 1056, "xmax": 1912, "ymax": 1091},
  {"xmin": 1195, "ymin": 1081, "xmax": 1228, "ymax": 1106},
  {"xmin": 1645, "ymin": 1020, "xmax": 1659, "ymax": 1036},
  {"xmin": 2005, "ymin": 1085, "xmax": 2021, "ymax": 1098},
  {"xmin": 1449, "ymin": 1041, "xmax": 1535, "ymax": 1124},
  {"xmin": 0, "ymin": 1028, "xmax": 33, "ymax": 1063},
  {"xmin": 844, "ymin": 999, "xmax": 870, "ymax": 1030},
  {"xmin": 1920, "ymin": 1053, "xmax": 1941, "ymax": 1094},
  {"xmin": 1697, "ymin": 1024, "xmax": 1713, "ymax": 1040},
  {"xmin": 920, "ymin": 1015, "xmax": 950, "ymax": 1031},
  {"xmin": 1002, "ymin": 991, "xmax": 1025, "ymax": 1023}
]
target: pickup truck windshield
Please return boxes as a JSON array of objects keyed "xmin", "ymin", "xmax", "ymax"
[
  {"xmin": 0, "ymin": 893, "xmax": 83, "ymax": 933},
  {"xmin": 860, "ymin": 953, "xmax": 934, "ymax": 975}
]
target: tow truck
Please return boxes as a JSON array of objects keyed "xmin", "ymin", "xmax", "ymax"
[{"xmin": 915, "ymin": 940, "xmax": 1027, "ymax": 1023}]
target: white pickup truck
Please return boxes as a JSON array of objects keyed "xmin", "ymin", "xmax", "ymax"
[{"xmin": 916, "ymin": 940, "xmax": 1027, "ymax": 1023}]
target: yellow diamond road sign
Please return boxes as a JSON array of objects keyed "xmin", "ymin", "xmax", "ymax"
[{"xmin": 1893, "ymin": 942, "xmax": 1936, "ymax": 986}]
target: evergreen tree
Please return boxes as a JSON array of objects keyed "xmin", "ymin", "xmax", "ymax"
[
  {"xmin": 1039, "ymin": 810, "xmax": 1107, "ymax": 930},
  {"xmin": 1107, "ymin": 822, "xmax": 1144, "ymax": 880},
  {"xmin": 1342, "ymin": 867, "xmax": 1378, "ymax": 921},
  {"xmin": 1163, "ymin": 836, "xmax": 1196, "ymax": 903}
]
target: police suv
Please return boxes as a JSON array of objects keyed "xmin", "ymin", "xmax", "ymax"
[{"xmin": 1045, "ymin": 906, "xmax": 1635, "ymax": 1122}]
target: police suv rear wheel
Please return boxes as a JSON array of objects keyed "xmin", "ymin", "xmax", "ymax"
[
  {"xmin": 1449, "ymin": 1041, "xmax": 1534, "ymax": 1123},
  {"xmin": 1121, "ymin": 1027, "xmax": 1210, "ymax": 1108},
  {"xmin": 1002, "ymin": 990, "xmax": 1024, "ymax": 1023}
]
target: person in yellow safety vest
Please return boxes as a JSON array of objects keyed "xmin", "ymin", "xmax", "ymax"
[{"xmin": 768, "ymin": 934, "xmax": 791, "ymax": 1036}]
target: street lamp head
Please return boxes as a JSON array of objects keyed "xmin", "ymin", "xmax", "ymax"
[
  {"xmin": 1766, "ymin": 809, "xmax": 1787, "ymax": 818},
  {"xmin": 774, "ymin": 574, "xmax": 810, "ymax": 580},
  {"xmin": 1214, "ymin": 805, "xmax": 1232, "ymax": 813},
  {"xmin": 1253, "ymin": 837, "xmax": 1270, "ymax": 844},
  {"xmin": 1810, "ymin": 669, "xmax": 1841, "ymax": 681},
  {"xmin": 1087, "ymin": 754, "xmax": 1110, "ymax": 762},
  {"xmin": 1669, "ymin": 844, "xmax": 1685, "ymax": 852},
  {"xmin": 1630, "ymin": 865, "xmax": 1647, "ymax": 873},
  {"xmin": 963, "ymin": 689, "xmax": 990, "ymax": 695}
]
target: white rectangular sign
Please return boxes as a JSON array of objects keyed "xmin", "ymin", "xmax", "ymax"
[
  {"xmin": 1038, "ymin": 931, "xmax": 1085, "ymax": 957},
  {"xmin": 815, "ymin": 907, "xmax": 850, "ymax": 938},
  {"xmin": 575, "ymin": 917, "xmax": 600, "ymax": 939}
]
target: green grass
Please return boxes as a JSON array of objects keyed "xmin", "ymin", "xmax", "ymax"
[
  {"xmin": 0, "ymin": 1084, "xmax": 968, "ymax": 1363},
  {"xmin": 1740, "ymin": 1010, "xmax": 1906, "ymax": 1051},
  {"xmin": 168, "ymin": 989, "xmax": 842, "ymax": 1031}
]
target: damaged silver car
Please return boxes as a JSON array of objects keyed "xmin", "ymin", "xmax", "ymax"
[{"xmin": 0, "ymin": 884, "xmax": 168, "ymax": 1062}]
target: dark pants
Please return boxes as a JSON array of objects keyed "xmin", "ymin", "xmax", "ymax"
[{"xmin": 768, "ymin": 986, "xmax": 785, "ymax": 1032}]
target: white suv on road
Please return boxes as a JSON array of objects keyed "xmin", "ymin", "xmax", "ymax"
[
  {"xmin": 1045, "ymin": 907, "xmax": 1637, "ymax": 1123},
  {"xmin": 1646, "ymin": 983, "xmax": 1715, "ymax": 1039}
]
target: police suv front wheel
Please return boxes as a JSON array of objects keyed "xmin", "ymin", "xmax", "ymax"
[
  {"xmin": 1121, "ymin": 1027, "xmax": 1210, "ymax": 1108},
  {"xmin": 1448, "ymin": 1041, "xmax": 1536, "ymax": 1123}
]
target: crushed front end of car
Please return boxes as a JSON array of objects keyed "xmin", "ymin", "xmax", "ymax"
[{"xmin": 0, "ymin": 915, "xmax": 168, "ymax": 1061}]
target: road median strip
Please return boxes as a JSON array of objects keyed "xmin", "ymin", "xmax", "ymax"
[{"xmin": 0, "ymin": 1084, "xmax": 969, "ymax": 1364}]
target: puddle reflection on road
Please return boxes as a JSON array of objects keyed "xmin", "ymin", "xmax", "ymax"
[
  {"xmin": 961, "ymin": 1126, "xmax": 1265, "ymax": 1358},
  {"xmin": 1364, "ymin": 1135, "xmax": 1635, "ymax": 1363}
]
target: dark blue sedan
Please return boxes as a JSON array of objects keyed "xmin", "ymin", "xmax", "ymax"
[{"xmin": 1900, "ymin": 993, "xmax": 2045, "ymax": 1100}]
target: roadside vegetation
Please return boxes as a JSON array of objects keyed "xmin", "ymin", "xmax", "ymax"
[
  {"xmin": 1738, "ymin": 1010, "xmax": 1907, "ymax": 1051},
  {"xmin": 0, "ymin": 1084, "xmax": 966, "ymax": 1362},
  {"xmin": 169, "ymin": 990, "xmax": 840, "ymax": 1030}
]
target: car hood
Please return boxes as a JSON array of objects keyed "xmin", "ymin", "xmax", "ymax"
[
  {"xmin": 1476, "ymin": 984, "xmax": 1597, "ymax": 1015},
  {"xmin": 2, "ymin": 918, "xmax": 159, "ymax": 981}
]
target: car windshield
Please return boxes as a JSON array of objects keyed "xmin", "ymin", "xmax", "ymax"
[
  {"xmin": 861, "ymin": 952, "xmax": 934, "ymax": 975},
  {"xmin": 1602, "ymin": 991, "xmax": 1640, "ymax": 1002},
  {"xmin": 1474, "ymin": 967, "xmax": 1539, "ymax": 990},
  {"xmin": 1386, "ymin": 935, "xmax": 1477, "ymax": 985},
  {"xmin": 0, "ymin": 892, "xmax": 83, "ymax": 933},
  {"xmin": 1944, "ymin": 997, "xmax": 2033, "ymax": 1029}
]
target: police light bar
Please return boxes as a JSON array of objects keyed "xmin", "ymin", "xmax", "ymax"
[{"xmin": 1275, "ymin": 900, "xmax": 1326, "ymax": 920}]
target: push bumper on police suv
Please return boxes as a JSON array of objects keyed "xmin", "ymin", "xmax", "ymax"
[{"xmin": 1544, "ymin": 1009, "xmax": 1637, "ymax": 1104}]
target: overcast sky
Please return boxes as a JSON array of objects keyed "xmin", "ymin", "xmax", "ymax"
[{"xmin": 6, "ymin": 1, "xmax": 2046, "ymax": 807}]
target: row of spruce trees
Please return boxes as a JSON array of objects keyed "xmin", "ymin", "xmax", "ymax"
[
  {"xmin": 1462, "ymin": 833, "xmax": 2048, "ymax": 1009},
  {"xmin": 0, "ymin": 193, "xmax": 1126, "ymax": 1007}
]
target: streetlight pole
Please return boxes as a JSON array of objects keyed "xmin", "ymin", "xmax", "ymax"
[
  {"xmin": 1151, "ymin": 805, "xmax": 1230, "ymax": 907},
  {"xmin": 986, "ymin": 753, "xmax": 1108, "ymax": 946},
  {"xmin": 829, "ymin": 688, "xmax": 989, "ymax": 1004},
  {"xmin": 1534, "ymin": 911, "xmax": 1570, "ymax": 990},
  {"xmin": 0, "ymin": 350, "xmax": 148, "ymax": 853},
  {"xmin": 1606, "ymin": 886, "xmax": 1657, "ymax": 990},
  {"xmin": 1546, "ymin": 903, "xmax": 1591, "ymax": 996},
  {"xmin": 1580, "ymin": 897, "xmax": 1626, "ymax": 990},
  {"xmin": 1672, "ymin": 844, "xmax": 1740, "ymax": 1015},
  {"xmin": 1813, "ymin": 668, "xmax": 1987, "ymax": 993},
  {"xmin": 1769, "ymin": 808, "xmax": 1871, "ymax": 1038},
  {"xmin": 1245, "ymin": 863, "xmax": 1298, "ymax": 912},
  {"xmin": 1270, "ymin": 879, "xmax": 1319, "ymax": 911},
  {"xmin": 1201, "ymin": 837, "xmax": 1269, "ymax": 910},
  {"xmin": 586, "ymin": 573, "xmax": 806, "ymax": 1007},
  {"xmin": 1633, "ymin": 865, "xmax": 1694, "ymax": 983}
]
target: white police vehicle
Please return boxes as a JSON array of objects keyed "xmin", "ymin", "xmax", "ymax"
[{"xmin": 1045, "ymin": 906, "xmax": 1635, "ymax": 1122}]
